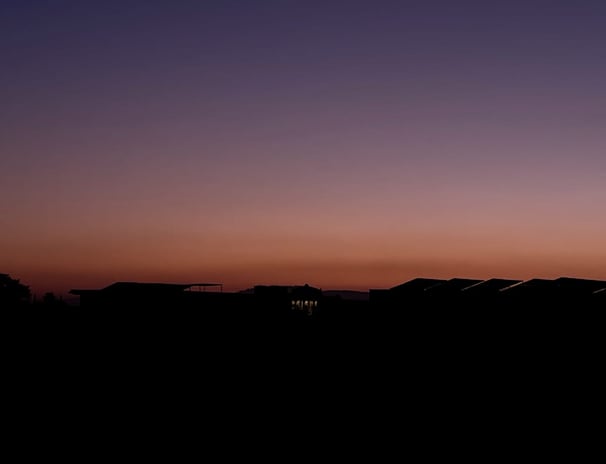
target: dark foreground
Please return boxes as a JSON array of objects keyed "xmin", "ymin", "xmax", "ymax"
[
  {"xmin": 4, "ymin": 301, "xmax": 604, "ymax": 454},
  {"xmin": 6, "ymin": 300, "xmax": 604, "ymax": 358}
]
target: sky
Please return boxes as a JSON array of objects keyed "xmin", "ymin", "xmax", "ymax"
[{"xmin": 1, "ymin": 0, "xmax": 605, "ymax": 297}]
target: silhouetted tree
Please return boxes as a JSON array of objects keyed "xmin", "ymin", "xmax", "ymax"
[
  {"xmin": 43, "ymin": 292, "xmax": 57, "ymax": 305},
  {"xmin": 0, "ymin": 274, "xmax": 31, "ymax": 308},
  {"xmin": 39, "ymin": 291, "xmax": 68, "ymax": 310}
]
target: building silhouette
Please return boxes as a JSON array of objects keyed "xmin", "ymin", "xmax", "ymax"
[{"xmin": 64, "ymin": 276, "xmax": 606, "ymax": 317}]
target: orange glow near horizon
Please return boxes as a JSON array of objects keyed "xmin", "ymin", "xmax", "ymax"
[
  {"xmin": 2, "ymin": 2, "xmax": 606, "ymax": 297},
  {"xmin": 6, "ymin": 219, "xmax": 606, "ymax": 297}
]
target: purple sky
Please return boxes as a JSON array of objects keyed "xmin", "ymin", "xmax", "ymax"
[{"xmin": 1, "ymin": 0, "xmax": 605, "ymax": 296}]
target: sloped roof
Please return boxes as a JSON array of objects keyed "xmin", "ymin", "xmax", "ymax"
[
  {"xmin": 390, "ymin": 278, "xmax": 446, "ymax": 293},
  {"xmin": 499, "ymin": 278, "xmax": 556, "ymax": 293},
  {"xmin": 424, "ymin": 278, "xmax": 483, "ymax": 295},
  {"xmin": 461, "ymin": 278, "xmax": 521, "ymax": 293},
  {"xmin": 554, "ymin": 277, "xmax": 606, "ymax": 294}
]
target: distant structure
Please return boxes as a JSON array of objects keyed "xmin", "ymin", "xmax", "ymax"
[
  {"xmin": 253, "ymin": 284, "xmax": 323, "ymax": 316},
  {"xmin": 370, "ymin": 276, "xmax": 606, "ymax": 310},
  {"xmin": 69, "ymin": 282, "xmax": 223, "ymax": 307},
  {"xmin": 369, "ymin": 278, "xmax": 445, "ymax": 308},
  {"xmin": 69, "ymin": 281, "xmax": 326, "ymax": 319},
  {"xmin": 70, "ymin": 282, "xmax": 223, "ymax": 311},
  {"xmin": 66, "ymin": 276, "xmax": 604, "ymax": 318}
]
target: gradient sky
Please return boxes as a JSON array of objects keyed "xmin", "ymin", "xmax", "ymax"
[{"xmin": 2, "ymin": 0, "xmax": 605, "ymax": 296}]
